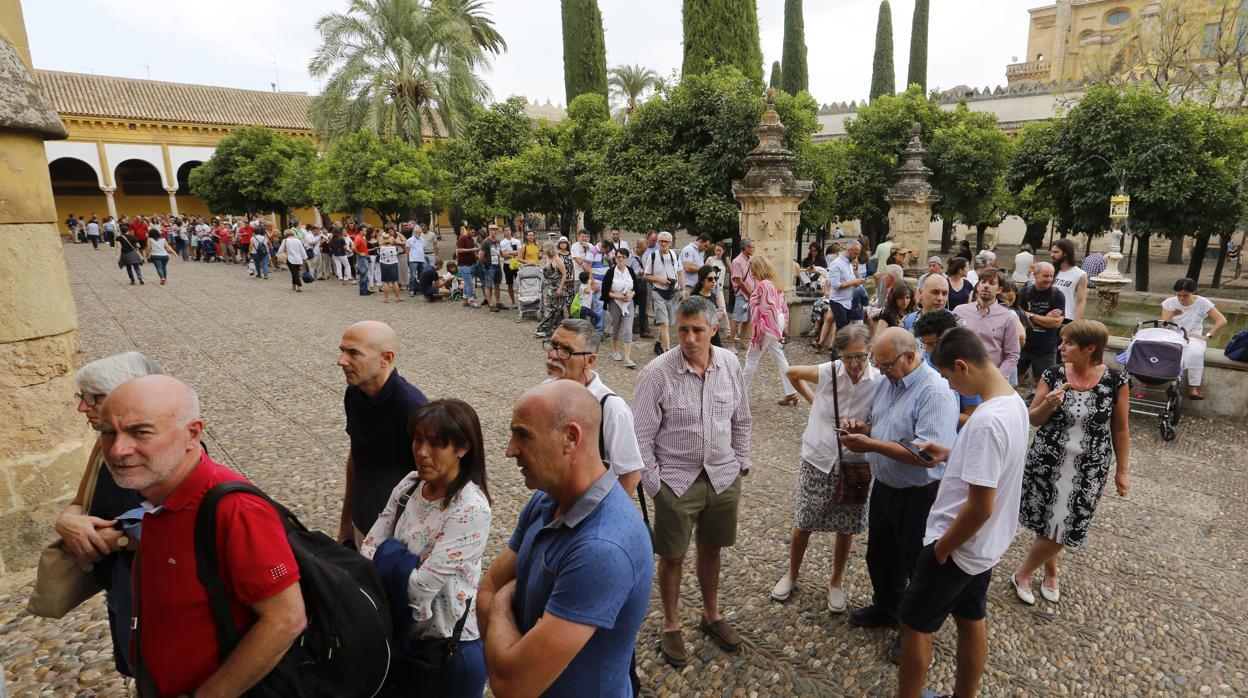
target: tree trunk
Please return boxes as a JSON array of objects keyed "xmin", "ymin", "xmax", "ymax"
[
  {"xmin": 940, "ymin": 218, "xmax": 954, "ymax": 254},
  {"xmin": 1134, "ymin": 232, "xmax": 1151, "ymax": 292},
  {"xmin": 1166, "ymin": 235, "xmax": 1184, "ymax": 264},
  {"xmin": 975, "ymin": 223, "xmax": 988, "ymax": 253},
  {"xmin": 1185, "ymin": 233, "xmax": 1211, "ymax": 283},
  {"xmin": 1083, "ymin": 233, "xmax": 1093, "ymax": 257},
  {"xmin": 1211, "ymin": 232, "xmax": 1231, "ymax": 289},
  {"xmin": 1021, "ymin": 219, "xmax": 1048, "ymax": 251},
  {"xmin": 279, "ymin": 211, "xmax": 289, "ymax": 232}
]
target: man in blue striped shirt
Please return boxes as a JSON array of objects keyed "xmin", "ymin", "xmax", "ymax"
[{"xmin": 839, "ymin": 327, "xmax": 959, "ymax": 663}]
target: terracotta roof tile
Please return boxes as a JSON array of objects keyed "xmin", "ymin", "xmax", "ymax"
[{"xmin": 35, "ymin": 69, "xmax": 316, "ymax": 131}]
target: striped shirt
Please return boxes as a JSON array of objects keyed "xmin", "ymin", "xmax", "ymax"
[
  {"xmin": 633, "ymin": 345, "xmax": 752, "ymax": 498},
  {"xmin": 867, "ymin": 361, "xmax": 959, "ymax": 488}
]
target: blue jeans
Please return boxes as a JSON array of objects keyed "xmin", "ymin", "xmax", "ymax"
[
  {"xmin": 579, "ymin": 304, "xmax": 602, "ymax": 329},
  {"xmin": 357, "ymin": 256, "xmax": 371, "ymax": 293},
  {"xmin": 252, "ymin": 253, "xmax": 269, "ymax": 278},
  {"xmin": 151, "ymin": 256, "xmax": 168, "ymax": 279},
  {"xmin": 437, "ymin": 638, "xmax": 486, "ymax": 698},
  {"xmin": 587, "ymin": 290, "xmax": 604, "ymax": 330},
  {"xmin": 408, "ymin": 261, "xmax": 424, "ymax": 295},
  {"xmin": 460, "ymin": 264, "xmax": 476, "ymax": 302}
]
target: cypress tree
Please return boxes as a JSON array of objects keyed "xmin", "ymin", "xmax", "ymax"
[
  {"xmin": 869, "ymin": 0, "xmax": 895, "ymax": 101},
  {"xmin": 682, "ymin": 0, "xmax": 765, "ymax": 84},
  {"xmin": 780, "ymin": 0, "xmax": 808, "ymax": 94},
  {"xmin": 561, "ymin": 0, "xmax": 609, "ymax": 105},
  {"xmin": 770, "ymin": 60, "xmax": 783, "ymax": 90},
  {"xmin": 907, "ymin": 0, "xmax": 929, "ymax": 92}
]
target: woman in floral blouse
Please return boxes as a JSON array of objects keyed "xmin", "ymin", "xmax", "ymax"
[{"xmin": 362, "ymin": 399, "xmax": 492, "ymax": 697}]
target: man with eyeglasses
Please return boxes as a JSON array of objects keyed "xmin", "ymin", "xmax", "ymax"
[
  {"xmin": 914, "ymin": 311, "xmax": 982, "ymax": 430},
  {"xmin": 541, "ymin": 319, "xmax": 643, "ymax": 496},
  {"xmin": 838, "ymin": 327, "xmax": 958, "ymax": 665}
]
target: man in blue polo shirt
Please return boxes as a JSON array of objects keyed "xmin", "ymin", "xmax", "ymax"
[
  {"xmin": 839, "ymin": 327, "xmax": 959, "ymax": 665},
  {"xmin": 335, "ymin": 321, "xmax": 428, "ymax": 545},
  {"xmin": 479, "ymin": 380, "xmax": 653, "ymax": 697}
]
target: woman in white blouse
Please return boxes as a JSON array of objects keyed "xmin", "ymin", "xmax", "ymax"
[
  {"xmin": 1161, "ymin": 277, "xmax": 1227, "ymax": 400},
  {"xmin": 278, "ymin": 230, "xmax": 308, "ymax": 292},
  {"xmin": 361, "ymin": 399, "xmax": 492, "ymax": 697},
  {"xmin": 601, "ymin": 249, "xmax": 639, "ymax": 368},
  {"xmin": 770, "ymin": 325, "xmax": 883, "ymax": 613}
]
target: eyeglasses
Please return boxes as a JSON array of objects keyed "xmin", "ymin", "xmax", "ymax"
[
  {"xmin": 75, "ymin": 391, "xmax": 106, "ymax": 407},
  {"xmin": 543, "ymin": 340, "xmax": 594, "ymax": 360},
  {"xmin": 870, "ymin": 351, "xmax": 910, "ymax": 371},
  {"xmin": 841, "ymin": 353, "xmax": 869, "ymax": 363}
]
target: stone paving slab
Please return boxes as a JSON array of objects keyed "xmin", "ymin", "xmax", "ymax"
[{"xmin": 2, "ymin": 244, "xmax": 1248, "ymax": 696}]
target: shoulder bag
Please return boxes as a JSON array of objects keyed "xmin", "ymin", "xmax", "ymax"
[
  {"xmin": 832, "ymin": 362, "xmax": 872, "ymax": 505},
  {"xmin": 28, "ymin": 442, "xmax": 106, "ymax": 618}
]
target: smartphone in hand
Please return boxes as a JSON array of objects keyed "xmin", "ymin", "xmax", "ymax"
[{"xmin": 897, "ymin": 437, "xmax": 934, "ymax": 463}]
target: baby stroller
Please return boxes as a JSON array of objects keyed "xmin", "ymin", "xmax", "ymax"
[
  {"xmin": 1119, "ymin": 320, "xmax": 1187, "ymax": 442},
  {"xmin": 515, "ymin": 264, "xmax": 542, "ymax": 322}
]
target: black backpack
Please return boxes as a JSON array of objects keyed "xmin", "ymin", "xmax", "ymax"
[
  {"xmin": 1224, "ymin": 329, "xmax": 1248, "ymax": 362},
  {"xmin": 190, "ymin": 482, "xmax": 392, "ymax": 697}
]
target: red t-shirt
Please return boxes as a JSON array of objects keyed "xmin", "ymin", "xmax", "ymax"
[
  {"xmin": 237, "ymin": 226, "xmax": 253, "ymax": 246},
  {"xmin": 132, "ymin": 221, "xmax": 149, "ymax": 241},
  {"xmin": 353, "ymin": 234, "xmax": 370, "ymax": 256},
  {"xmin": 456, "ymin": 234, "xmax": 476, "ymax": 267},
  {"xmin": 136, "ymin": 453, "xmax": 300, "ymax": 696}
]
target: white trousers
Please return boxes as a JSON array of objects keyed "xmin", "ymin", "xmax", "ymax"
[
  {"xmin": 743, "ymin": 335, "xmax": 796, "ymax": 396},
  {"xmin": 333, "ymin": 255, "xmax": 352, "ymax": 280},
  {"xmin": 1184, "ymin": 336, "xmax": 1208, "ymax": 387}
]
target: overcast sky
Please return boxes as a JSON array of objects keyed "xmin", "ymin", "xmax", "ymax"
[{"xmin": 25, "ymin": 0, "xmax": 1039, "ymax": 108}]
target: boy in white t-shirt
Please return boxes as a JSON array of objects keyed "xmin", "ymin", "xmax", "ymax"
[{"xmin": 899, "ymin": 327, "xmax": 1029, "ymax": 698}]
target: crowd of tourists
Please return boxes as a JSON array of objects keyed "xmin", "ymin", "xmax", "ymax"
[{"xmin": 48, "ymin": 213, "xmax": 1239, "ymax": 697}]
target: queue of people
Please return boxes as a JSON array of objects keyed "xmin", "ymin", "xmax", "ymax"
[{"xmin": 45, "ymin": 223, "xmax": 1184, "ymax": 698}]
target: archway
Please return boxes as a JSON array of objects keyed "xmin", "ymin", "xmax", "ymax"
[
  {"xmin": 114, "ymin": 159, "xmax": 165, "ymax": 197},
  {"xmin": 176, "ymin": 160, "xmax": 203, "ymax": 192},
  {"xmin": 48, "ymin": 157, "xmax": 100, "ymax": 196}
]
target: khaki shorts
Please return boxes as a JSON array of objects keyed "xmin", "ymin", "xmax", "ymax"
[{"xmin": 652, "ymin": 472, "xmax": 741, "ymax": 559}]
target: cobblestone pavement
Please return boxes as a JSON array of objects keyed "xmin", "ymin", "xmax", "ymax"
[{"xmin": 4, "ymin": 243, "xmax": 1248, "ymax": 697}]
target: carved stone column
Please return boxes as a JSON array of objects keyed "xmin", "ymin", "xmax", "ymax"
[
  {"xmin": 732, "ymin": 90, "xmax": 813, "ymax": 302},
  {"xmin": 887, "ymin": 123, "xmax": 940, "ymax": 276},
  {"xmin": 101, "ymin": 185, "xmax": 118, "ymax": 220},
  {"xmin": 0, "ymin": 0, "xmax": 92, "ymax": 573}
]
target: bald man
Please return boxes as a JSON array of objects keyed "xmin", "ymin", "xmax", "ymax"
[
  {"xmin": 1016, "ymin": 261, "xmax": 1066, "ymax": 389},
  {"xmin": 479, "ymin": 381, "xmax": 653, "ymax": 698},
  {"xmin": 99, "ymin": 376, "xmax": 305, "ymax": 697},
  {"xmin": 337, "ymin": 321, "xmax": 428, "ymax": 544}
]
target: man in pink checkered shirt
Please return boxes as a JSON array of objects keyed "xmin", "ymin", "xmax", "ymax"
[{"xmin": 633, "ymin": 295, "xmax": 752, "ymax": 668}]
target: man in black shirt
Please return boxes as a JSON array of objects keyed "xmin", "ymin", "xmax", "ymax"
[
  {"xmin": 1016, "ymin": 262, "xmax": 1066, "ymax": 387},
  {"xmin": 336, "ymin": 321, "xmax": 428, "ymax": 545},
  {"xmin": 419, "ymin": 260, "xmax": 451, "ymax": 301}
]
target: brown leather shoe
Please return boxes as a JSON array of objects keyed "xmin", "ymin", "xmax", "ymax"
[
  {"xmin": 699, "ymin": 617, "xmax": 742, "ymax": 652},
  {"xmin": 660, "ymin": 629, "xmax": 687, "ymax": 667}
]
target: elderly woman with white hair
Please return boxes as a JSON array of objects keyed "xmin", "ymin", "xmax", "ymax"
[{"xmin": 53, "ymin": 351, "xmax": 161, "ymax": 676}]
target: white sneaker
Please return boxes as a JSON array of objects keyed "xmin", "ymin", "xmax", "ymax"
[
  {"xmin": 1010, "ymin": 572, "xmax": 1036, "ymax": 605},
  {"xmin": 826, "ymin": 585, "xmax": 847, "ymax": 613},
  {"xmin": 771, "ymin": 574, "xmax": 795, "ymax": 602},
  {"xmin": 612, "ymin": 352, "xmax": 623, "ymax": 361},
  {"xmin": 1040, "ymin": 582, "xmax": 1061, "ymax": 603}
]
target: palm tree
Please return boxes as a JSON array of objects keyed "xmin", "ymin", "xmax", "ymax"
[
  {"xmin": 608, "ymin": 64, "xmax": 660, "ymax": 123},
  {"xmin": 308, "ymin": 0, "xmax": 506, "ymax": 143}
]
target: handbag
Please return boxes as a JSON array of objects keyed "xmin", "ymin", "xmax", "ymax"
[
  {"xmin": 302, "ymin": 269, "xmax": 315, "ymax": 284},
  {"xmin": 831, "ymin": 360, "xmax": 873, "ymax": 506},
  {"xmin": 28, "ymin": 443, "xmax": 105, "ymax": 618}
]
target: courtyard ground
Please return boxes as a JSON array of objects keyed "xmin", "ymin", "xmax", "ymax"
[{"xmin": 2, "ymin": 243, "xmax": 1247, "ymax": 696}]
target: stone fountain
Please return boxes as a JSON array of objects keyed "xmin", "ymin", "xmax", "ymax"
[
  {"xmin": 1092, "ymin": 194, "xmax": 1132, "ymax": 316},
  {"xmin": 733, "ymin": 88, "xmax": 813, "ymax": 304}
]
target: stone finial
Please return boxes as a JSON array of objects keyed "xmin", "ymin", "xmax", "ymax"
[
  {"xmin": 766, "ymin": 86, "xmax": 776, "ymax": 107},
  {"xmin": 911, "ymin": 122, "xmax": 922, "ymax": 138},
  {"xmin": 0, "ymin": 39, "xmax": 68, "ymax": 139}
]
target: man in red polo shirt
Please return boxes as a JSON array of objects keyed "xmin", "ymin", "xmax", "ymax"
[
  {"xmin": 131, "ymin": 216, "xmax": 150, "ymax": 260},
  {"xmin": 99, "ymin": 375, "xmax": 305, "ymax": 697}
]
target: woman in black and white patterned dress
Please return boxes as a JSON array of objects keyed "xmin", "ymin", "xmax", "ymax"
[{"xmin": 1012, "ymin": 320, "xmax": 1131, "ymax": 606}]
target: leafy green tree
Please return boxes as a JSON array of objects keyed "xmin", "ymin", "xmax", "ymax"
[
  {"xmin": 682, "ymin": 0, "xmax": 764, "ymax": 85},
  {"xmin": 593, "ymin": 66, "xmax": 818, "ymax": 241},
  {"xmin": 928, "ymin": 107, "xmax": 1013, "ymax": 251},
  {"xmin": 608, "ymin": 64, "xmax": 661, "ymax": 123},
  {"xmin": 561, "ymin": 0, "xmax": 608, "ymax": 105},
  {"xmin": 312, "ymin": 130, "xmax": 436, "ymax": 222},
  {"xmin": 780, "ymin": 0, "xmax": 808, "ymax": 94},
  {"xmin": 308, "ymin": 0, "xmax": 505, "ymax": 143},
  {"xmin": 870, "ymin": 1, "xmax": 895, "ymax": 101},
  {"xmin": 432, "ymin": 96, "xmax": 535, "ymax": 222},
  {"xmin": 770, "ymin": 60, "xmax": 783, "ymax": 90},
  {"xmin": 907, "ymin": 0, "xmax": 929, "ymax": 92},
  {"xmin": 188, "ymin": 126, "xmax": 316, "ymax": 228}
]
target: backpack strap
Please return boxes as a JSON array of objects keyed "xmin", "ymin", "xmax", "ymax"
[
  {"xmin": 597, "ymin": 393, "xmax": 653, "ymax": 535},
  {"xmin": 390, "ymin": 478, "xmax": 423, "ymax": 537},
  {"xmin": 193, "ymin": 481, "xmax": 299, "ymax": 663}
]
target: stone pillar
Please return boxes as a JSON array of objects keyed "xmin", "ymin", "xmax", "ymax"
[
  {"xmin": 732, "ymin": 90, "xmax": 813, "ymax": 301},
  {"xmin": 165, "ymin": 187, "xmax": 180, "ymax": 217},
  {"xmin": 886, "ymin": 123, "xmax": 940, "ymax": 276},
  {"xmin": 313, "ymin": 207, "xmax": 323, "ymax": 227},
  {"xmin": 0, "ymin": 0, "xmax": 92, "ymax": 573},
  {"xmin": 101, "ymin": 185, "xmax": 117, "ymax": 220}
]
